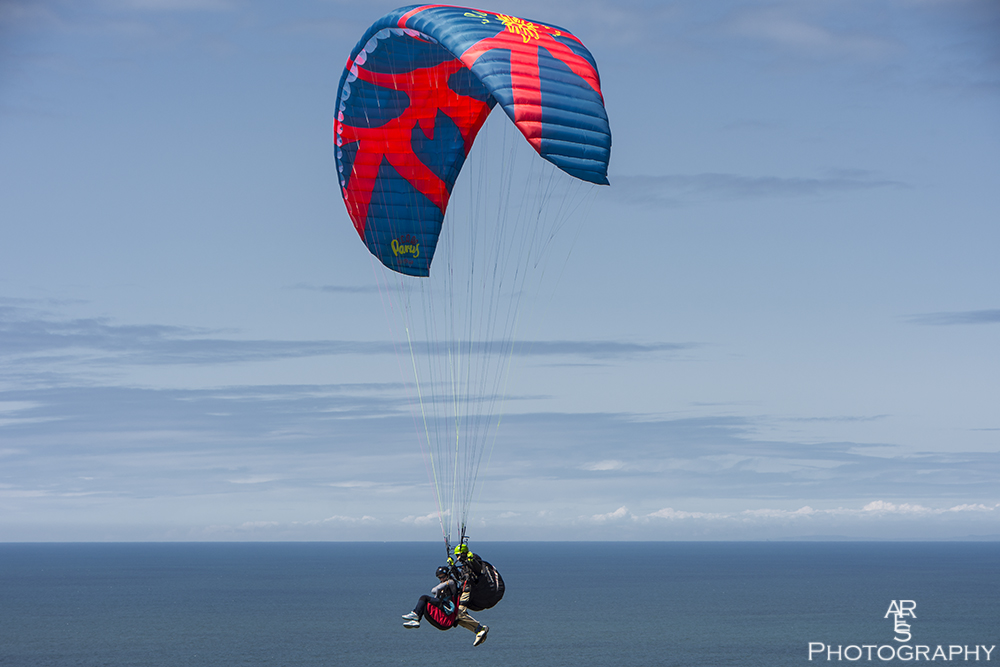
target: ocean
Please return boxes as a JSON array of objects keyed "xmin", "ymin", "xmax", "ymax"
[{"xmin": 1, "ymin": 542, "xmax": 997, "ymax": 666}]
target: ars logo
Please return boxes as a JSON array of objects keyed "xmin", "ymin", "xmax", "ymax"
[{"xmin": 885, "ymin": 600, "xmax": 916, "ymax": 642}]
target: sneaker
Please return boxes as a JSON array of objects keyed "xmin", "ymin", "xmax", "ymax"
[
  {"xmin": 401, "ymin": 612, "xmax": 419, "ymax": 621},
  {"xmin": 473, "ymin": 625, "xmax": 489, "ymax": 646},
  {"xmin": 403, "ymin": 620, "xmax": 420, "ymax": 629}
]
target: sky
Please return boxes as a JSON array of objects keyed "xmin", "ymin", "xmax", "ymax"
[{"xmin": 1, "ymin": 0, "xmax": 998, "ymax": 542}]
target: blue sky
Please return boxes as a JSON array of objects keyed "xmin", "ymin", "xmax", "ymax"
[{"xmin": 1, "ymin": 0, "xmax": 998, "ymax": 541}]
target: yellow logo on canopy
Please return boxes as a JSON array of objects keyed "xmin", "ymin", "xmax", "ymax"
[
  {"xmin": 462, "ymin": 11, "xmax": 561, "ymax": 42},
  {"xmin": 496, "ymin": 14, "xmax": 543, "ymax": 43},
  {"xmin": 391, "ymin": 237, "xmax": 419, "ymax": 258}
]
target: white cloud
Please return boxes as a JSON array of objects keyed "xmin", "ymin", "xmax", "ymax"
[
  {"xmin": 590, "ymin": 506, "xmax": 634, "ymax": 522},
  {"xmin": 583, "ymin": 459, "xmax": 625, "ymax": 471},
  {"xmin": 648, "ymin": 507, "xmax": 727, "ymax": 520},
  {"xmin": 0, "ymin": 399, "xmax": 63, "ymax": 426},
  {"xmin": 643, "ymin": 501, "xmax": 1000, "ymax": 523},
  {"xmin": 862, "ymin": 500, "xmax": 931, "ymax": 514},
  {"xmin": 322, "ymin": 514, "xmax": 376, "ymax": 523},
  {"xmin": 947, "ymin": 504, "xmax": 996, "ymax": 513},
  {"xmin": 740, "ymin": 506, "xmax": 818, "ymax": 518},
  {"xmin": 0, "ymin": 489, "xmax": 49, "ymax": 498},
  {"xmin": 0, "ymin": 401, "xmax": 38, "ymax": 414},
  {"xmin": 227, "ymin": 475, "xmax": 280, "ymax": 485},
  {"xmin": 862, "ymin": 501, "xmax": 998, "ymax": 515},
  {"xmin": 402, "ymin": 511, "xmax": 442, "ymax": 526}
]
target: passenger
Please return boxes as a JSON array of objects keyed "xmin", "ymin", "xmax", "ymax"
[{"xmin": 402, "ymin": 564, "xmax": 488, "ymax": 646}]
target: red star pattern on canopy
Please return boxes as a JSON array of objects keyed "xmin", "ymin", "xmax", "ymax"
[
  {"xmin": 336, "ymin": 57, "xmax": 492, "ymax": 238},
  {"xmin": 458, "ymin": 14, "xmax": 603, "ymax": 152}
]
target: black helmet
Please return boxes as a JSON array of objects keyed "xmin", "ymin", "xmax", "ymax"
[{"xmin": 435, "ymin": 566, "xmax": 450, "ymax": 578}]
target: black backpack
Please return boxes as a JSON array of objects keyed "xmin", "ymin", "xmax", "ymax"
[{"xmin": 465, "ymin": 557, "xmax": 505, "ymax": 611}]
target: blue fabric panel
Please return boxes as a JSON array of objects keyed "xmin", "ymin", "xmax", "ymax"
[
  {"xmin": 339, "ymin": 76, "xmax": 409, "ymax": 129},
  {"xmin": 550, "ymin": 33, "xmax": 600, "ymax": 71},
  {"xmin": 361, "ymin": 31, "xmax": 453, "ymax": 73},
  {"xmin": 411, "ymin": 109, "xmax": 467, "ymax": 191},
  {"xmin": 466, "ymin": 49, "xmax": 514, "ymax": 107},
  {"xmin": 337, "ymin": 140, "xmax": 359, "ymax": 189},
  {"xmin": 363, "ymin": 158, "xmax": 440, "ymax": 277},
  {"xmin": 448, "ymin": 67, "xmax": 492, "ymax": 102},
  {"xmin": 536, "ymin": 45, "xmax": 611, "ymax": 184}
]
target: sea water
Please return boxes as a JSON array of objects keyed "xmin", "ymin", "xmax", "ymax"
[{"xmin": 1, "ymin": 542, "xmax": 997, "ymax": 666}]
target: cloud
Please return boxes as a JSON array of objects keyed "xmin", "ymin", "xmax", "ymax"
[
  {"xmin": 946, "ymin": 504, "xmax": 998, "ymax": 513},
  {"xmin": 590, "ymin": 506, "xmax": 634, "ymax": 522},
  {"xmin": 2, "ymin": 348, "xmax": 998, "ymax": 540},
  {"xmin": 582, "ymin": 459, "xmax": 625, "ymax": 471},
  {"xmin": 322, "ymin": 514, "xmax": 376, "ymax": 523},
  {"xmin": 905, "ymin": 309, "xmax": 1000, "ymax": 326},
  {"xmin": 4, "ymin": 381, "xmax": 999, "ymax": 512},
  {"xmin": 227, "ymin": 476, "xmax": 280, "ymax": 485},
  {"xmin": 514, "ymin": 341, "xmax": 695, "ymax": 359},
  {"xmin": 740, "ymin": 506, "xmax": 818, "ymax": 518},
  {"xmin": 0, "ymin": 489, "xmax": 48, "ymax": 498},
  {"xmin": 495, "ymin": 412, "xmax": 1000, "ymax": 510},
  {"xmin": 0, "ymin": 401, "xmax": 43, "ymax": 414},
  {"xmin": 643, "ymin": 501, "xmax": 999, "ymax": 523},
  {"xmin": 784, "ymin": 414, "xmax": 889, "ymax": 423},
  {"xmin": 0, "ymin": 302, "xmax": 691, "ymax": 368},
  {"xmin": 0, "ymin": 305, "xmax": 397, "ymax": 364},
  {"xmin": 861, "ymin": 500, "xmax": 997, "ymax": 515},
  {"xmin": 403, "ymin": 512, "xmax": 443, "ymax": 526},
  {"xmin": 0, "ymin": 398, "xmax": 59, "ymax": 427},
  {"xmin": 647, "ymin": 507, "xmax": 726, "ymax": 520},
  {"xmin": 610, "ymin": 171, "xmax": 903, "ymax": 207},
  {"xmin": 862, "ymin": 500, "xmax": 933, "ymax": 514},
  {"xmin": 287, "ymin": 283, "xmax": 387, "ymax": 295}
]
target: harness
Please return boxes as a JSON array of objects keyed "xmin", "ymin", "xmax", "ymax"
[
  {"xmin": 423, "ymin": 581, "xmax": 459, "ymax": 631},
  {"xmin": 444, "ymin": 536, "xmax": 505, "ymax": 612}
]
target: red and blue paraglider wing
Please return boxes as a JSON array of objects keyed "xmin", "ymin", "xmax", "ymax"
[{"xmin": 334, "ymin": 5, "xmax": 612, "ymax": 276}]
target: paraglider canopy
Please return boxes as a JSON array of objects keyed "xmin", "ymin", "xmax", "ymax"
[
  {"xmin": 333, "ymin": 6, "xmax": 611, "ymax": 551},
  {"xmin": 333, "ymin": 4, "xmax": 612, "ymax": 276}
]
